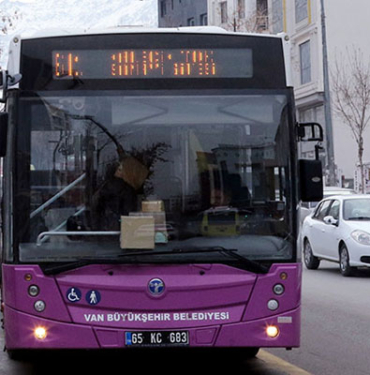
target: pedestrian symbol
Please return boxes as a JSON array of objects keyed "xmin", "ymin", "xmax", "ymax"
[{"xmin": 86, "ymin": 290, "xmax": 101, "ymax": 305}]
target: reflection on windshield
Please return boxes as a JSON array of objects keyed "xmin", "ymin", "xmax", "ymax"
[
  {"xmin": 343, "ymin": 199, "xmax": 370, "ymax": 220},
  {"xmin": 16, "ymin": 93, "xmax": 293, "ymax": 262}
]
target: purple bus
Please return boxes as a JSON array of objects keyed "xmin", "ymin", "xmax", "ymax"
[{"xmin": 0, "ymin": 28, "xmax": 323, "ymax": 358}]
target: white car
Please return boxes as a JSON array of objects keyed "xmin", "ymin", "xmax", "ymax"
[
  {"xmin": 299, "ymin": 187, "xmax": 356, "ymax": 225},
  {"xmin": 302, "ymin": 195, "xmax": 370, "ymax": 276}
]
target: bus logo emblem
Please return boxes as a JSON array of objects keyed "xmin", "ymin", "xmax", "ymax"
[{"xmin": 148, "ymin": 278, "xmax": 165, "ymax": 296}]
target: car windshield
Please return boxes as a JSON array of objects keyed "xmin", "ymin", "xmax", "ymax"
[
  {"xmin": 343, "ymin": 198, "xmax": 370, "ymax": 220},
  {"xmin": 309, "ymin": 189, "xmax": 356, "ymax": 210},
  {"xmin": 14, "ymin": 91, "xmax": 294, "ymax": 264}
]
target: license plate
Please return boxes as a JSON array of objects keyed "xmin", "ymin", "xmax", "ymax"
[{"xmin": 125, "ymin": 331, "xmax": 189, "ymax": 347}]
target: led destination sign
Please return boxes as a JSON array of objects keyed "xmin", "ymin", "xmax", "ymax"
[{"xmin": 53, "ymin": 48, "xmax": 253, "ymax": 79}]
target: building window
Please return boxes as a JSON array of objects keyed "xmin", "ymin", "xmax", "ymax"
[
  {"xmin": 187, "ymin": 17, "xmax": 195, "ymax": 26},
  {"xmin": 257, "ymin": 0, "xmax": 268, "ymax": 15},
  {"xmin": 295, "ymin": 0, "xmax": 308, "ymax": 23},
  {"xmin": 200, "ymin": 13, "xmax": 208, "ymax": 25},
  {"xmin": 256, "ymin": 0, "xmax": 269, "ymax": 30},
  {"xmin": 160, "ymin": 0, "xmax": 167, "ymax": 17},
  {"xmin": 300, "ymin": 40, "xmax": 311, "ymax": 84},
  {"xmin": 238, "ymin": 0, "xmax": 245, "ymax": 19},
  {"xmin": 298, "ymin": 105, "xmax": 325, "ymax": 160},
  {"xmin": 272, "ymin": 0, "xmax": 284, "ymax": 33},
  {"xmin": 220, "ymin": 1, "xmax": 228, "ymax": 24}
]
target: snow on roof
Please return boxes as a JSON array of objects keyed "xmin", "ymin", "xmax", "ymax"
[{"xmin": 22, "ymin": 26, "xmax": 282, "ymax": 40}]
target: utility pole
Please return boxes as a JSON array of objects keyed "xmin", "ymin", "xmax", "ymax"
[
  {"xmin": 320, "ymin": 0, "xmax": 336, "ymax": 186},
  {"xmin": 233, "ymin": 0, "xmax": 237, "ymax": 31}
]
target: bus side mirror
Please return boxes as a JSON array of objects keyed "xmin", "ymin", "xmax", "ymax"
[
  {"xmin": 1, "ymin": 71, "xmax": 22, "ymax": 103},
  {"xmin": 299, "ymin": 159, "xmax": 323, "ymax": 202},
  {"xmin": 0, "ymin": 112, "xmax": 8, "ymax": 157},
  {"xmin": 298, "ymin": 122, "xmax": 324, "ymax": 142},
  {"xmin": 0, "ymin": 71, "xmax": 4, "ymax": 103},
  {"xmin": 0, "ymin": 70, "xmax": 7, "ymax": 103}
]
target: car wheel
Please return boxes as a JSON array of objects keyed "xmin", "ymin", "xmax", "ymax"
[
  {"xmin": 303, "ymin": 240, "xmax": 320, "ymax": 269},
  {"xmin": 339, "ymin": 244, "xmax": 354, "ymax": 277}
]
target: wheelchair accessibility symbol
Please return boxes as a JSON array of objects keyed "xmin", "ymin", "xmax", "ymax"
[{"xmin": 66, "ymin": 287, "xmax": 82, "ymax": 303}]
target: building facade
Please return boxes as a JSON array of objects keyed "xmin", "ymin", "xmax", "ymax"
[
  {"xmin": 269, "ymin": 0, "xmax": 370, "ymax": 185},
  {"xmin": 270, "ymin": 1, "xmax": 327, "ymax": 167},
  {"xmin": 208, "ymin": 0, "xmax": 269, "ymax": 33},
  {"xmin": 158, "ymin": 0, "xmax": 370, "ymax": 185},
  {"xmin": 158, "ymin": 0, "xmax": 208, "ymax": 27}
]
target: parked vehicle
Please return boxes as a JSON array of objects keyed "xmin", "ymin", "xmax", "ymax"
[
  {"xmin": 322, "ymin": 186, "xmax": 357, "ymax": 196},
  {"xmin": 302, "ymin": 195, "xmax": 370, "ymax": 276},
  {"xmin": 299, "ymin": 186, "xmax": 356, "ymax": 225}
]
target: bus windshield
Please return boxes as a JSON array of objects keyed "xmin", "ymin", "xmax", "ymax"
[{"xmin": 15, "ymin": 90, "xmax": 294, "ymax": 264}]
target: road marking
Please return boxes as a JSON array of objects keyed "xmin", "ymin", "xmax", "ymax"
[{"xmin": 258, "ymin": 350, "xmax": 312, "ymax": 375}]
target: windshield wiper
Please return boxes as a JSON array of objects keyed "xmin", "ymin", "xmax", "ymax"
[
  {"xmin": 216, "ymin": 247, "xmax": 270, "ymax": 274},
  {"xmin": 117, "ymin": 246, "xmax": 269, "ymax": 274},
  {"xmin": 347, "ymin": 217, "xmax": 370, "ymax": 220},
  {"xmin": 42, "ymin": 246, "xmax": 269, "ymax": 275},
  {"xmin": 42, "ymin": 257, "xmax": 121, "ymax": 275}
]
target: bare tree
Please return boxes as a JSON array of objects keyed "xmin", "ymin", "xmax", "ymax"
[
  {"xmin": 0, "ymin": 9, "xmax": 22, "ymax": 36},
  {"xmin": 215, "ymin": 2, "xmax": 270, "ymax": 33},
  {"xmin": 331, "ymin": 47, "xmax": 370, "ymax": 193}
]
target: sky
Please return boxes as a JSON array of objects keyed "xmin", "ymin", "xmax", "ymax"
[
  {"xmin": 325, "ymin": 0, "xmax": 370, "ymax": 181},
  {"xmin": 0, "ymin": 0, "xmax": 158, "ymax": 66}
]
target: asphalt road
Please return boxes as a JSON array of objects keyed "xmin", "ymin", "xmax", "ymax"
[
  {"xmin": 268, "ymin": 260, "xmax": 370, "ymax": 375},
  {"xmin": 0, "ymin": 335, "xmax": 309, "ymax": 375}
]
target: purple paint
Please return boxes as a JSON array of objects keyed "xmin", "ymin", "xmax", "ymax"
[{"xmin": 2, "ymin": 263, "xmax": 301, "ymax": 350}]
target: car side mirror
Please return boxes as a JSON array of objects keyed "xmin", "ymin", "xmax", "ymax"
[
  {"xmin": 323, "ymin": 216, "xmax": 339, "ymax": 226},
  {"xmin": 0, "ymin": 112, "xmax": 9, "ymax": 157},
  {"xmin": 299, "ymin": 159, "xmax": 323, "ymax": 202}
]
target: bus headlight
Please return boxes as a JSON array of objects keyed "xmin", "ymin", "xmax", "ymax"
[
  {"xmin": 266, "ymin": 325, "xmax": 279, "ymax": 338},
  {"xmin": 267, "ymin": 299, "xmax": 279, "ymax": 311},
  {"xmin": 273, "ymin": 284, "xmax": 285, "ymax": 295},
  {"xmin": 34, "ymin": 300, "xmax": 46, "ymax": 312},
  {"xmin": 28, "ymin": 285, "xmax": 40, "ymax": 297},
  {"xmin": 34, "ymin": 326, "xmax": 47, "ymax": 340}
]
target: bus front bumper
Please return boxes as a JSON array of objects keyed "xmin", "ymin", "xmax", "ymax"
[{"xmin": 4, "ymin": 305, "xmax": 300, "ymax": 350}]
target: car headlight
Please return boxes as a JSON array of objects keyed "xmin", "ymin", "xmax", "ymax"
[{"xmin": 351, "ymin": 230, "xmax": 370, "ymax": 246}]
